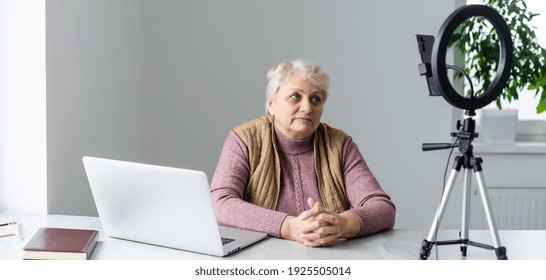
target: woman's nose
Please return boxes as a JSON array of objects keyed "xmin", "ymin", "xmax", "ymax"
[{"xmin": 299, "ymin": 99, "xmax": 312, "ymax": 113}]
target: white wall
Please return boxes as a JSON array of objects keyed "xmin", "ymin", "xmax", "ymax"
[
  {"xmin": 46, "ymin": 0, "xmax": 463, "ymax": 229},
  {"xmin": 0, "ymin": 0, "xmax": 47, "ymax": 214}
]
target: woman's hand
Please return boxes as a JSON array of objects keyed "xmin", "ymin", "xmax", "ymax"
[
  {"xmin": 280, "ymin": 198, "xmax": 361, "ymax": 247},
  {"xmin": 298, "ymin": 198, "xmax": 341, "ymax": 247},
  {"xmin": 280, "ymin": 199, "xmax": 328, "ymax": 245}
]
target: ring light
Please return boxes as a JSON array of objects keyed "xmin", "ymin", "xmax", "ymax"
[{"xmin": 417, "ymin": 5, "xmax": 514, "ymax": 111}]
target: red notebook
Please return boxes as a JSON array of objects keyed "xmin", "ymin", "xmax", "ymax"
[{"xmin": 23, "ymin": 228, "xmax": 99, "ymax": 260}]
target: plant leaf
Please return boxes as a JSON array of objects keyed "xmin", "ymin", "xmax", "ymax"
[{"xmin": 537, "ymin": 100, "xmax": 546, "ymax": 114}]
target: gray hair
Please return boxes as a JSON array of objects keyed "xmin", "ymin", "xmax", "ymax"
[{"xmin": 265, "ymin": 60, "xmax": 330, "ymax": 118}]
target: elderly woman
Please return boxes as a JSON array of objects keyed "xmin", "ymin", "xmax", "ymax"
[{"xmin": 210, "ymin": 60, "xmax": 395, "ymax": 247}]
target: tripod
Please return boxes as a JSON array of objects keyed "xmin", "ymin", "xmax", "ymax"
[{"xmin": 419, "ymin": 111, "xmax": 507, "ymax": 260}]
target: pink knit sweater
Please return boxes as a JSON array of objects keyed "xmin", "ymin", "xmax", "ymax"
[{"xmin": 210, "ymin": 126, "xmax": 396, "ymax": 238}]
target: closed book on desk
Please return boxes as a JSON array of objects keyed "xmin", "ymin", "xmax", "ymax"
[{"xmin": 23, "ymin": 228, "xmax": 99, "ymax": 260}]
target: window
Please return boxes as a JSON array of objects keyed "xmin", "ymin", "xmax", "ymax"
[
  {"xmin": 467, "ymin": 0, "xmax": 546, "ymax": 142},
  {"xmin": 0, "ymin": 0, "xmax": 47, "ymax": 213}
]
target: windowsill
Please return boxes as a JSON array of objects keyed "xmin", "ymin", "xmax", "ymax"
[{"xmin": 473, "ymin": 141, "xmax": 546, "ymax": 154}]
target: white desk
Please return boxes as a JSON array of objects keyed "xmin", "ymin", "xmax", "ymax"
[{"xmin": 1, "ymin": 213, "xmax": 545, "ymax": 260}]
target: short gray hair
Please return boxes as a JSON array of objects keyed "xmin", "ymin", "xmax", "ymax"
[{"xmin": 265, "ymin": 60, "xmax": 330, "ymax": 118}]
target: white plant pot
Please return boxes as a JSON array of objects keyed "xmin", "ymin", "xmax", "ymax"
[{"xmin": 478, "ymin": 108, "xmax": 518, "ymax": 144}]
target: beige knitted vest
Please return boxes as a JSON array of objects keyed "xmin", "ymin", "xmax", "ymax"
[{"xmin": 233, "ymin": 115, "xmax": 349, "ymax": 213}]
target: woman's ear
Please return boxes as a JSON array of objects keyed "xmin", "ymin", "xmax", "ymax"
[{"xmin": 267, "ymin": 99, "xmax": 274, "ymax": 116}]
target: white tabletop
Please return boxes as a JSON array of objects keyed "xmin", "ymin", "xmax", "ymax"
[{"xmin": 1, "ymin": 213, "xmax": 545, "ymax": 260}]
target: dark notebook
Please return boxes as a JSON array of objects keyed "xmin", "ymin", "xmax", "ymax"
[{"xmin": 23, "ymin": 227, "xmax": 99, "ymax": 260}]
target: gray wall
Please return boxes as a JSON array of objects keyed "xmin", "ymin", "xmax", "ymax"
[{"xmin": 47, "ymin": 0, "xmax": 463, "ymax": 229}]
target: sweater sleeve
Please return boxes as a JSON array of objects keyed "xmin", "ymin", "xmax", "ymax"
[
  {"xmin": 210, "ymin": 130, "xmax": 288, "ymax": 237},
  {"xmin": 342, "ymin": 136, "xmax": 396, "ymax": 236}
]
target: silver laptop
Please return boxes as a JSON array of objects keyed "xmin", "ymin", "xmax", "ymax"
[{"xmin": 82, "ymin": 156, "xmax": 267, "ymax": 257}]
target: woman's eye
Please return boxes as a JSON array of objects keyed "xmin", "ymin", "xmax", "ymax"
[
  {"xmin": 311, "ymin": 96, "xmax": 322, "ymax": 105},
  {"xmin": 289, "ymin": 92, "xmax": 301, "ymax": 102}
]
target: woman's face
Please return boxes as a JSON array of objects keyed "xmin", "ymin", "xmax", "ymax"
[{"xmin": 267, "ymin": 71, "xmax": 325, "ymax": 140}]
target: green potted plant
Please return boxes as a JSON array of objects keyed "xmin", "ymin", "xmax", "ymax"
[{"xmin": 449, "ymin": 0, "xmax": 546, "ymax": 143}]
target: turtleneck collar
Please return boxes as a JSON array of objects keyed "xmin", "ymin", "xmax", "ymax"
[{"xmin": 274, "ymin": 125, "xmax": 314, "ymax": 155}]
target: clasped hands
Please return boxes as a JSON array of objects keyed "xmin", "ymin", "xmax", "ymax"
[{"xmin": 280, "ymin": 198, "xmax": 360, "ymax": 247}]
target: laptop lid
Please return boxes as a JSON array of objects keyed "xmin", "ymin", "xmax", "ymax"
[{"xmin": 82, "ymin": 156, "xmax": 266, "ymax": 257}]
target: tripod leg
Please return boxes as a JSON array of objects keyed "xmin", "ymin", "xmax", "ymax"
[
  {"xmin": 460, "ymin": 168, "xmax": 472, "ymax": 257},
  {"xmin": 419, "ymin": 167, "xmax": 460, "ymax": 260},
  {"xmin": 474, "ymin": 170, "xmax": 508, "ymax": 260}
]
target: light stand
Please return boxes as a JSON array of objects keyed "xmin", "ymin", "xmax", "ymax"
[
  {"xmin": 415, "ymin": 5, "xmax": 513, "ymax": 260},
  {"xmin": 419, "ymin": 110, "xmax": 507, "ymax": 260}
]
